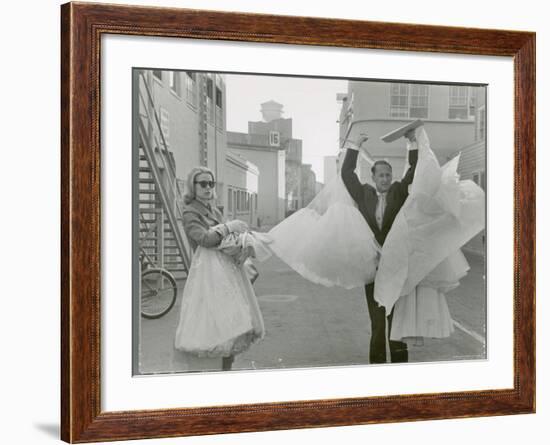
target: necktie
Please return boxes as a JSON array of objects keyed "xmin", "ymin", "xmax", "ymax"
[{"xmin": 376, "ymin": 193, "xmax": 386, "ymax": 229}]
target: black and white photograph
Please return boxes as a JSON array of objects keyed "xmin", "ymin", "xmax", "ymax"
[
  {"xmin": 5, "ymin": 0, "xmax": 547, "ymax": 443},
  {"xmin": 133, "ymin": 69, "xmax": 487, "ymax": 375}
]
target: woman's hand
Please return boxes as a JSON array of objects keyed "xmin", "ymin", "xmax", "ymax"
[
  {"xmin": 226, "ymin": 219, "xmax": 249, "ymax": 234},
  {"xmin": 235, "ymin": 248, "xmax": 250, "ymax": 267}
]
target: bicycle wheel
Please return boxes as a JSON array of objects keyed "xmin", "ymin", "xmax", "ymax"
[{"xmin": 141, "ymin": 268, "xmax": 178, "ymax": 319}]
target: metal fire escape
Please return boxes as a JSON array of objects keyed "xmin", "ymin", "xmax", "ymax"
[{"xmin": 136, "ymin": 71, "xmax": 191, "ymax": 280}]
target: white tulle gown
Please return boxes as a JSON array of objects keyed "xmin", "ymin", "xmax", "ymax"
[
  {"xmin": 174, "ymin": 245, "xmax": 265, "ymax": 359},
  {"xmin": 267, "ymin": 127, "xmax": 485, "ymax": 341},
  {"xmin": 268, "ymin": 171, "xmax": 380, "ymax": 289}
]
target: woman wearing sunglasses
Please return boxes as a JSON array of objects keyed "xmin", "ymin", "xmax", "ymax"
[{"xmin": 174, "ymin": 166, "xmax": 265, "ymax": 372}]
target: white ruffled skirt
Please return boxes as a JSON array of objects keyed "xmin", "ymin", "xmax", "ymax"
[
  {"xmin": 174, "ymin": 247, "xmax": 265, "ymax": 358},
  {"xmin": 391, "ymin": 286, "xmax": 455, "ymax": 340},
  {"xmin": 268, "ymin": 197, "xmax": 379, "ymax": 289}
]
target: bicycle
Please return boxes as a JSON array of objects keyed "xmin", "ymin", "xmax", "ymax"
[{"xmin": 139, "ymin": 215, "xmax": 179, "ymax": 319}]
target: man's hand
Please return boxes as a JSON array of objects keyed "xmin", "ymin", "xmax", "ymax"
[
  {"xmin": 347, "ymin": 133, "xmax": 369, "ymax": 147},
  {"xmin": 345, "ymin": 133, "xmax": 369, "ymax": 153},
  {"xmin": 356, "ymin": 133, "xmax": 369, "ymax": 147},
  {"xmin": 404, "ymin": 129, "xmax": 417, "ymax": 143}
]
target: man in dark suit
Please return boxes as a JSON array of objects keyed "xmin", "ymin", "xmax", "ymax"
[{"xmin": 341, "ymin": 131, "xmax": 418, "ymax": 364}]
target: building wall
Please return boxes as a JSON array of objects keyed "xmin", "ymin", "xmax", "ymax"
[
  {"xmin": 455, "ymin": 140, "xmax": 486, "ymax": 255},
  {"xmin": 142, "ymin": 70, "xmax": 240, "ymax": 214},
  {"xmin": 206, "ymin": 122, "xmax": 227, "ymax": 199},
  {"xmin": 285, "ymin": 138, "xmax": 304, "ymax": 213},
  {"xmin": 339, "ymin": 81, "xmax": 482, "ymax": 186},
  {"xmin": 457, "ymin": 140, "xmax": 486, "ymax": 182},
  {"xmin": 347, "ymin": 81, "xmax": 481, "ymax": 123},
  {"xmin": 454, "ymin": 86, "xmax": 487, "ymax": 256},
  {"xmin": 207, "ymin": 74, "xmax": 228, "ymax": 199},
  {"xmin": 248, "ymin": 117, "xmax": 309, "ymax": 215},
  {"xmin": 249, "ymin": 118, "xmax": 293, "ymax": 139},
  {"xmin": 229, "ymin": 104, "xmax": 314, "ymax": 223},
  {"xmin": 346, "ymin": 118, "xmax": 476, "ymax": 170},
  {"xmin": 285, "ymin": 138, "xmax": 302, "ymax": 162},
  {"xmin": 148, "ymin": 70, "xmax": 201, "ymax": 181},
  {"xmin": 285, "ymin": 161, "xmax": 302, "ymax": 213},
  {"xmin": 224, "ymin": 152, "xmax": 259, "ymax": 227},
  {"xmin": 277, "ymin": 150, "xmax": 286, "ymax": 221},
  {"xmin": 227, "ymin": 134, "xmax": 286, "ymax": 226},
  {"xmin": 248, "ymin": 117, "xmax": 307, "ymax": 212}
]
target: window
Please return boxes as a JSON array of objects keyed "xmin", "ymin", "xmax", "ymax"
[
  {"xmin": 215, "ymin": 86, "xmax": 224, "ymax": 128},
  {"xmin": 185, "ymin": 72, "xmax": 197, "ymax": 107},
  {"xmin": 227, "ymin": 188, "xmax": 233, "ymax": 212},
  {"xmin": 152, "ymin": 70, "xmax": 162, "ymax": 82},
  {"xmin": 390, "ymin": 83, "xmax": 409, "ymax": 118},
  {"xmin": 206, "ymin": 77, "xmax": 214, "ymax": 123},
  {"xmin": 449, "ymin": 86, "xmax": 468, "ymax": 119},
  {"xmin": 206, "ymin": 77, "xmax": 213, "ymax": 99},
  {"xmin": 449, "ymin": 86, "xmax": 476, "ymax": 120},
  {"xmin": 409, "ymin": 84, "xmax": 429, "ymax": 118},
  {"xmin": 168, "ymin": 72, "xmax": 180, "ymax": 96},
  {"xmin": 215, "ymin": 87, "xmax": 223, "ymax": 108},
  {"xmin": 390, "ymin": 84, "xmax": 428, "ymax": 118},
  {"xmin": 269, "ymin": 131, "xmax": 280, "ymax": 147},
  {"xmin": 240, "ymin": 191, "xmax": 246, "ymax": 212}
]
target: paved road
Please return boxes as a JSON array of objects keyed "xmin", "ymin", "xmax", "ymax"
[{"xmin": 138, "ymin": 251, "xmax": 486, "ymax": 374}]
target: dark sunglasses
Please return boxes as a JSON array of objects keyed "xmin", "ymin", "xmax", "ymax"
[{"xmin": 194, "ymin": 180, "xmax": 216, "ymax": 189}]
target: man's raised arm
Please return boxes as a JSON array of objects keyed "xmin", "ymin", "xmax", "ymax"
[
  {"xmin": 341, "ymin": 139, "xmax": 366, "ymax": 205},
  {"xmin": 400, "ymin": 147, "xmax": 419, "ymax": 189}
]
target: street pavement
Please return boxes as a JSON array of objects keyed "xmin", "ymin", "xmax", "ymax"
[{"xmin": 138, "ymin": 251, "xmax": 486, "ymax": 374}]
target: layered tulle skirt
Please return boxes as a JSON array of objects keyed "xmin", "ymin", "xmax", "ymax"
[
  {"xmin": 268, "ymin": 200, "xmax": 379, "ymax": 289},
  {"xmin": 391, "ymin": 286, "xmax": 455, "ymax": 340},
  {"xmin": 174, "ymin": 246, "xmax": 265, "ymax": 358}
]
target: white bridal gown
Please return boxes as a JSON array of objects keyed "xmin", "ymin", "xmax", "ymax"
[{"xmin": 267, "ymin": 127, "xmax": 485, "ymax": 340}]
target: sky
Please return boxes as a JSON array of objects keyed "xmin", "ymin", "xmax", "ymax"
[{"xmin": 225, "ymin": 74, "xmax": 348, "ymax": 184}]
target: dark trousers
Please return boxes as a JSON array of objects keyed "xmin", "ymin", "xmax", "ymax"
[{"xmin": 365, "ymin": 283, "xmax": 408, "ymax": 364}]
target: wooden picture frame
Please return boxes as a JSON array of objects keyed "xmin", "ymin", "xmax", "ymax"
[{"xmin": 61, "ymin": 2, "xmax": 535, "ymax": 442}]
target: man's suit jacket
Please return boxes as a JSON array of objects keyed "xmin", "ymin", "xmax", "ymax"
[
  {"xmin": 341, "ymin": 148, "xmax": 418, "ymax": 247},
  {"xmin": 181, "ymin": 199, "xmax": 225, "ymax": 251}
]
